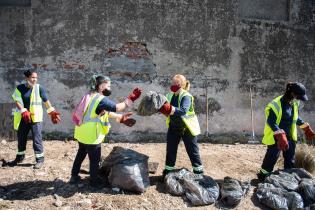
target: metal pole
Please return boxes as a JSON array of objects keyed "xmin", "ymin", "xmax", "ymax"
[
  {"xmin": 250, "ymin": 84, "xmax": 255, "ymax": 142},
  {"xmin": 206, "ymin": 85, "xmax": 209, "ymax": 136}
]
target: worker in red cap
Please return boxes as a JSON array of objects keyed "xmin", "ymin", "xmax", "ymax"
[
  {"xmin": 6, "ymin": 69, "xmax": 61, "ymax": 169},
  {"xmin": 257, "ymin": 82, "xmax": 315, "ymax": 181}
]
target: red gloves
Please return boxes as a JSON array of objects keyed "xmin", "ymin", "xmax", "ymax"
[
  {"xmin": 159, "ymin": 102, "xmax": 173, "ymax": 116},
  {"xmin": 48, "ymin": 110, "xmax": 61, "ymax": 124},
  {"xmin": 127, "ymin": 88, "xmax": 142, "ymax": 102},
  {"xmin": 274, "ymin": 130, "xmax": 289, "ymax": 151},
  {"xmin": 21, "ymin": 109, "xmax": 31, "ymax": 123},
  {"xmin": 301, "ymin": 123, "xmax": 315, "ymax": 143},
  {"xmin": 120, "ymin": 112, "xmax": 136, "ymax": 127}
]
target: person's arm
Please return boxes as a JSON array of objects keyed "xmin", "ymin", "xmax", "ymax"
[
  {"xmin": 40, "ymin": 86, "xmax": 61, "ymax": 124},
  {"xmin": 96, "ymin": 97, "xmax": 117, "ymax": 114},
  {"xmin": 107, "ymin": 111, "xmax": 136, "ymax": 127},
  {"xmin": 172, "ymin": 96, "xmax": 191, "ymax": 116},
  {"xmin": 108, "ymin": 112, "xmax": 123, "ymax": 122},
  {"xmin": 267, "ymin": 109, "xmax": 280, "ymax": 131},
  {"xmin": 296, "ymin": 115, "xmax": 305, "ymax": 127}
]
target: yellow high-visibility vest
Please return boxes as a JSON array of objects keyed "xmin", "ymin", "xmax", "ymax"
[
  {"xmin": 74, "ymin": 93, "xmax": 110, "ymax": 145},
  {"xmin": 262, "ymin": 95, "xmax": 299, "ymax": 145},
  {"xmin": 12, "ymin": 84, "xmax": 43, "ymax": 130},
  {"xmin": 166, "ymin": 90, "xmax": 201, "ymax": 136}
]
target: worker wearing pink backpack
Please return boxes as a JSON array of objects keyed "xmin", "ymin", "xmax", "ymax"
[{"xmin": 70, "ymin": 74, "xmax": 142, "ymax": 187}]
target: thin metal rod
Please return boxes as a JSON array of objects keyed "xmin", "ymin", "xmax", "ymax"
[
  {"xmin": 250, "ymin": 84, "xmax": 255, "ymax": 141},
  {"xmin": 206, "ymin": 85, "xmax": 209, "ymax": 136}
]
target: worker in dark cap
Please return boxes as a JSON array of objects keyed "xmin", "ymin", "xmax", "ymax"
[{"xmin": 257, "ymin": 82, "xmax": 315, "ymax": 181}]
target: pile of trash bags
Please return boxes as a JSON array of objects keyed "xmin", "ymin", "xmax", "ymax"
[
  {"xmin": 164, "ymin": 168, "xmax": 249, "ymax": 207},
  {"xmin": 99, "ymin": 146, "xmax": 150, "ymax": 193},
  {"xmin": 137, "ymin": 91, "xmax": 167, "ymax": 116},
  {"xmin": 256, "ymin": 168, "xmax": 315, "ymax": 210}
]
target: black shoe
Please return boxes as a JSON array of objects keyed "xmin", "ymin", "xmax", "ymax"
[
  {"xmin": 193, "ymin": 170, "xmax": 204, "ymax": 175},
  {"xmin": 90, "ymin": 178, "xmax": 104, "ymax": 189},
  {"xmin": 257, "ymin": 172, "xmax": 267, "ymax": 182},
  {"xmin": 4, "ymin": 155, "xmax": 25, "ymax": 167},
  {"xmin": 162, "ymin": 169, "xmax": 173, "ymax": 179},
  {"xmin": 69, "ymin": 175, "xmax": 82, "ymax": 184},
  {"xmin": 34, "ymin": 162, "xmax": 44, "ymax": 169}
]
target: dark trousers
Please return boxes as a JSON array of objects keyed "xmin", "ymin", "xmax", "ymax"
[
  {"xmin": 165, "ymin": 127, "xmax": 203, "ymax": 173},
  {"xmin": 261, "ymin": 139, "xmax": 296, "ymax": 173},
  {"xmin": 71, "ymin": 142, "xmax": 101, "ymax": 182},
  {"xmin": 17, "ymin": 120, "xmax": 44, "ymax": 162}
]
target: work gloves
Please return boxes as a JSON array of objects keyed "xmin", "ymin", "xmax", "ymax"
[
  {"xmin": 120, "ymin": 112, "xmax": 136, "ymax": 127},
  {"xmin": 274, "ymin": 129, "xmax": 289, "ymax": 151},
  {"xmin": 300, "ymin": 123, "xmax": 315, "ymax": 144},
  {"xmin": 124, "ymin": 88, "xmax": 142, "ymax": 107},
  {"xmin": 21, "ymin": 108, "xmax": 31, "ymax": 123},
  {"xmin": 47, "ymin": 107, "xmax": 61, "ymax": 124},
  {"xmin": 159, "ymin": 102, "xmax": 175, "ymax": 116}
]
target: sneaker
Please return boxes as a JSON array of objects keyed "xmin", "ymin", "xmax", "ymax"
[
  {"xmin": 69, "ymin": 175, "xmax": 82, "ymax": 184},
  {"xmin": 33, "ymin": 162, "xmax": 44, "ymax": 169}
]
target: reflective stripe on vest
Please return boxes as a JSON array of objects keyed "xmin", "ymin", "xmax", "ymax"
[
  {"xmin": 74, "ymin": 93, "xmax": 110, "ymax": 145},
  {"xmin": 262, "ymin": 95, "xmax": 299, "ymax": 145},
  {"xmin": 12, "ymin": 84, "xmax": 43, "ymax": 130},
  {"xmin": 165, "ymin": 90, "xmax": 201, "ymax": 136}
]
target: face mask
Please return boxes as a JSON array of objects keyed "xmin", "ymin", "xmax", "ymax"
[
  {"xmin": 170, "ymin": 85, "xmax": 181, "ymax": 92},
  {"xmin": 102, "ymin": 89, "xmax": 111, "ymax": 96}
]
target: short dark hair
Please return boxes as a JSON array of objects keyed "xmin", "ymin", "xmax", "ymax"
[{"xmin": 23, "ymin": 69, "xmax": 37, "ymax": 78}]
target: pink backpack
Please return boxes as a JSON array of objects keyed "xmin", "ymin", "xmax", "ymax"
[{"xmin": 72, "ymin": 93, "xmax": 92, "ymax": 126}]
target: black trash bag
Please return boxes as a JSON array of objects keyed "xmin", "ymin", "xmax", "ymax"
[
  {"xmin": 298, "ymin": 178, "xmax": 315, "ymax": 206},
  {"xmin": 283, "ymin": 168, "xmax": 314, "ymax": 179},
  {"xmin": 256, "ymin": 183, "xmax": 304, "ymax": 210},
  {"xmin": 165, "ymin": 168, "xmax": 219, "ymax": 206},
  {"xmin": 137, "ymin": 91, "xmax": 167, "ymax": 116},
  {"xmin": 265, "ymin": 171, "xmax": 300, "ymax": 191},
  {"xmin": 182, "ymin": 174, "xmax": 220, "ymax": 206},
  {"xmin": 164, "ymin": 169, "xmax": 188, "ymax": 196},
  {"xmin": 220, "ymin": 177, "xmax": 250, "ymax": 207},
  {"xmin": 99, "ymin": 146, "xmax": 150, "ymax": 193}
]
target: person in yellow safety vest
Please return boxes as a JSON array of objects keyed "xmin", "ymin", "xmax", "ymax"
[
  {"xmin": 69, "ymin": 75, "xmax": 142, "ymax": 188},
  {"xmin": 257, "ymin": 82, "xmax": 315, "ymax": 181},
  {"xmin": 6, "ymin": 69, "xmax": 61, "ymax": 169},
  {"xmin": 158, "ymin": 74, "xmax": 203, "ymax": 177}
]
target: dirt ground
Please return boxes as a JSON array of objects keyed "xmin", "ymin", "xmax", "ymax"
[{"xmin": 0, "ymin": 139, "xmax": 282, "ymax": 210}]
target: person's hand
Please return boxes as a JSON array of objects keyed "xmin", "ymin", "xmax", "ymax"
[
  {"xmin": 158, "ymin": 102, "xmax": 175, "ymax": 116},
  {"xmin": 301, "ymin": 123, "xmax": 315, "ymax": 144},
  {"xmin": 127, "ymin": 88, "xmax": 142, "ymax": 102},
  {"xmin": 47, "ymin": 107, "xmax": 61, "ymax": 124},
  {"xmin": 21, "ymin": 109, "xmax": 31, "ymax": 123},
  {"xmin": 120, "ymin": 112, "xmax": 136, "ymax": 127},
  {"xmin": 274, "ymin": 129, "xmax": 289, "ymax": 151}
]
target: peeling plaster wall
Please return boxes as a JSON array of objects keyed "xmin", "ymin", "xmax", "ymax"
[{"xmin": 0, "ymin": 0, "xmax": 314, "ymax": 142}]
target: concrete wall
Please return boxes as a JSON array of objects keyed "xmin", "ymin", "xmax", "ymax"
[{"xmin": 0, "ymin": 0, "xmax": 314, "ymax": 142}]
